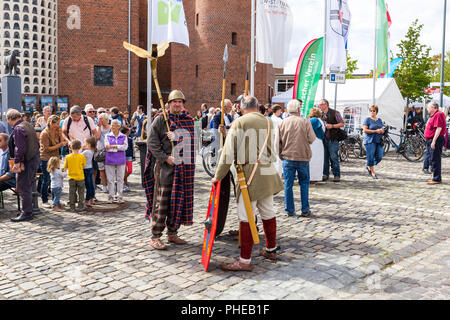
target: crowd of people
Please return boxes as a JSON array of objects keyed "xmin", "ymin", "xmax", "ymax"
[
  {"xmin": 2, "ymin": 104, "xmax": 147, "ymax": 221},
  {"xmin": 1, "ymin": 91, "xmax": 448, "ymax": 272}
]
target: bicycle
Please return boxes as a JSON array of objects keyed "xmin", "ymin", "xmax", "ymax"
[
  {"xmin": 351, "ymin": 128, "xmax": 366, "ymax": 159},
  {"xmin": 381, "ymin": 125, "xmax": 425, "ymax": 162}
]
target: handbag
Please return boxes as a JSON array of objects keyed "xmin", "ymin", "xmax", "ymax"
[
  {"xmin": 336, "ymin": 128, "xmax": 348, "ymax": 142},
  {"xmin": 94, "ymin": 149, "xmax": 106, "ymax": 162}
]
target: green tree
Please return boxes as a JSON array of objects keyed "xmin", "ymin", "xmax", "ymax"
[
  {"xmin": 394, "ymin": 19, "xmax": 432, "ymax": 106},
  {"xmin": 430, "ymin": 52, "xmax": 450, "ymax": 96},
  {"xmin": 345, "ymin": 53, "xmax": 358, "ymax": 79}
]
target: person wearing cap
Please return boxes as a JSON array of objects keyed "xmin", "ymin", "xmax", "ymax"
[{"xmin": 145, "ymin": 90, "xmax": 196, "ymax": 250}]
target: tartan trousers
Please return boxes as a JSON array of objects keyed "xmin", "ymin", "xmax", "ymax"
[{"xmin": 151, "ymin": 183, "xmax": 178, "ymax": 239}]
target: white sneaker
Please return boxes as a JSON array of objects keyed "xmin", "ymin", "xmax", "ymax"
[
  {"xmin": 123, "ymin": 185, "xmax": 130, "ymax": 192},
  {"xmin": 102, "ymin": 186, "xmax": 108, "ymax": 193}
]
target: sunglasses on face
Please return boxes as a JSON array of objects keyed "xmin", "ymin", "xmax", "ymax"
[{"xmin": 370, "ymin": 110, "xmax": 377, "ymax": 112}]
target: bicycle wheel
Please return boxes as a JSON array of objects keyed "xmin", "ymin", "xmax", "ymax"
[
  {"xmin": 352, "ymin": 140, "xmax": 366, "ymax": 159},
  {"xmin": 339, "ymin": 143, "xmax": 349, "ymax": 162},
  {"xmin": 402, "ymin": 136, "xmax": 425, "ymax": 162},
  {"xmin": 382, "ymin": 136, "xmax": 390, "ymax": 154},
  {"xmin": 202, "ymin": 152, "xmax": 217, "ymax": 178}
]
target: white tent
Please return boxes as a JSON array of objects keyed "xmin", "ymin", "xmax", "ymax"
[
  {"xmin": 272, "ymin": 78, "xmax": 405, "ymax": 131},
  {"xmin": 406, "ymin": 93, "xmax": 450, "ymax": 108}
]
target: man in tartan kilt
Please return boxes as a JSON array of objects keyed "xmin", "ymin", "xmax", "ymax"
[{"xmin": 145, "ymin": 90, "xmax": 196, "ymax": 250}]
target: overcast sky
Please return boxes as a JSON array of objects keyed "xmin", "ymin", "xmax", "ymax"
[{"xmin": 284, "ymin": 0, "xmax": 450, "ymax": 74}]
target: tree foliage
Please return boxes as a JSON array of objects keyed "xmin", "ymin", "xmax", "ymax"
[
  {"xmin": 430, "ymin": 51, "xmax": 450, "ymax": 96},
  {"xmin": 345, "ymin": 53, "xmax": 358, "ymax": 79},
  {"xmin": 394, "ymin": 19, "xmax": 432, "ymax": 106}
]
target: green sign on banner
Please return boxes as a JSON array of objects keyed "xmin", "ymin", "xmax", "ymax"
[{"xmin": 293, "ymin": 37, "xmax": 324, "ymax": 117}]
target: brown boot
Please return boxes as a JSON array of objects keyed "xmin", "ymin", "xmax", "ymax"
[
  {"xmin": 168, "ymin": 235, "xmax": 187, "ymax": 245},
  {"xmin": 220, "ymin": 259, "xmax": 252, "ymax": 271},
  {"xmin": 149, "ymin": 238, "xmax": 167, "ymax": 250}
]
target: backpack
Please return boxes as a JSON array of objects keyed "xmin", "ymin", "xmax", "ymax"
[{"xmin": 67, "ymin": 115, "xmax": 92, "ymax": 137}]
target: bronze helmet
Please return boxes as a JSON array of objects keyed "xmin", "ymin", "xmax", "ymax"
[{"xmin": 167, "ymin": 90, "xmax": 186, "ymax": 103}]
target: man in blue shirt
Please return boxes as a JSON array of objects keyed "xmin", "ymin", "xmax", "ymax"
[{"xmin": 0, "ymin": 133, "xmax": 16, "ymax": 191}]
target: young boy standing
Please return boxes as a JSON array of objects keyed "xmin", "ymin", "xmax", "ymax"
[{"xmin": 64, "ymin": 139, "xmax": 86, "ymax": 212}]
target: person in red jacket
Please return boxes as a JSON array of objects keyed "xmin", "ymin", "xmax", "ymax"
[{"xmin": 424, "ymin": 102, "xmax": 447, "ymax": 184}]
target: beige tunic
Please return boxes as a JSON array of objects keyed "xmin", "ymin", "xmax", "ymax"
[{"xmin": 214, "ymin": 111, "xmax": 284, "ymax": 202}]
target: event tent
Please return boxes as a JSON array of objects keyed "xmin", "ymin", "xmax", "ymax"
[
  {"xmin": 406, "ymin": 92, "xmax": 450, "ymax": 108},
  {"xmin": 272, "ymin": 78, "xmax": 405, "ymax": 131}
]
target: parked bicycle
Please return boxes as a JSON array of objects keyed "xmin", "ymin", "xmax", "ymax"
[{"xmin": 381, "ymin": 125, "xmax": 425, "ymax": 162}]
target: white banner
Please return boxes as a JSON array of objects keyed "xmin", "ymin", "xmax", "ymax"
[
  {"xmin": 256, "ymin": 0, "xmax": 293, "ymax": 69},
  {"xmin": 151, "ymin": 0, "xmax": 189, "ymax": 47},
  {"xmin": 326, "ymin": 0, "xmax": 351, "ymax": 72}
]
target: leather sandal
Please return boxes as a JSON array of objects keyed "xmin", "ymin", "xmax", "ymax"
[
  {"xmin": 149, "ymin": 238, "xmax": 167, "ymax": 250},
  {"xmin": 220, "ymin": 259, "xmax": 252, "ymax": 272},
  {"xmin": 168, "ymin": 235, "xmax": 187, "ymax": 245},
  {"xmin": 259, "ymin": 248, "xmax": 277, "ymax": 261}
]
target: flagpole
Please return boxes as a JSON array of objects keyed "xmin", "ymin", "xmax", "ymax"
[
  {"xmin": 440, "ymin": 0, "xmax": 447, "ymax": 109},
  {"xmin": 251, "ymin": 0, "xmax": 256, "ymax": 96},
  {"xmin": 322, "ymin": 0, "xmax": 328, "ymax": 98},
  {"xmin": 147, "ymin": 0, "xmax": 153, "ymax": 125},
  {"xmin": 372, "ymin": 0, "xmax": 378, "ymax": 106}
]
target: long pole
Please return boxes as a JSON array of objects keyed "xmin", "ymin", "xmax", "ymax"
[
  {"xmin": 372, "ymin": 0, "xmax": 378, "ymax": 106},
  {"xmin": 322, "ymin": 0, "xmax": 328, "ymax": 98},
  {"xmin": 127, "ymin": 0, "xmax": 131, "ymax": 114},
  {"xmin": 440, "ymin": 0, "xmax": 447, "ymax": 109},
  {"xmin": 251, "ymin": 0, "xmax": 256, "ymax": 96},
  {"xmin": 147, "ymin": 0, "xmax": 153, "ymax": 124}
]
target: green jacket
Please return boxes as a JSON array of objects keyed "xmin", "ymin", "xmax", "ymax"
[{"xmin": 214, "ymin": 111, "xmax": 284, "ymax": 202}]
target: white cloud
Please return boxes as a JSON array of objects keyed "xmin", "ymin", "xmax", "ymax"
[{"xmin": 284, "ymin": 0, "xmax": 450, "ymax": 74}]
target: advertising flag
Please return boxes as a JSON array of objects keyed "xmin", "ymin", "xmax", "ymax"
[
  {"xmin": 292, "ymin": 38, "xmax": 324, "ymax": 117},
  {"xmin": 256, "ymin": 0, "xmax": 293, "ymax": 68},
  {"xmin": 326, "ymin": 0, "xmax": 351, "ymax": 72},
  {"xmin": 151, "ymin": 0, "xmax": 189, "ymax": 47},
  {"xmin": 376, "ymin": 0, "xmax": 389, "ymax": 74}
]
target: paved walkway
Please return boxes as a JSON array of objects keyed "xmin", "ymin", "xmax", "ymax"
[{"xmin": 0, "ymin": 152, "xmax": 448, "ymax": 300}]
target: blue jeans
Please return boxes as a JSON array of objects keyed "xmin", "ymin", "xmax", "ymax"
[
  {"xmin": 365, "ymin": 142, "xmax": 384, "ymax": 167},
  {"xmin": 283, "ymin": 160, "xmax": 310, "ymax": 214},
  {"xmin": 40, "ymin": 160, "xmax": 50, "ymax": 203},
  {"xmin": 323, "ymin": 139, "xmax": 340, "ymax": 178},
  {"xmin": 51, "ymin": 187, "xmax": 62, "ymax": 207},
  {"xmin": 426, "ymin": 136, "xmax": 444, "ymax": 182},
  {"xmin": 84, "ymin": 168, "xmax": 95, "ymax": 201}
]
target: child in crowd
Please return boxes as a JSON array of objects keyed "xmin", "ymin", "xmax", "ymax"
[
  {"xmin": 64, "ymin": 139, "xmax": 86, "ymax": 212},
  {"xmin": 83, "ymin": 137, "xmax": 97, "ymax": 207},
  {"xmin": 121, "ymin": 127, "xmax": 135, "ymax": 192},
  {"xmin": 47, "ymin": 156, "xmax": 67, "ymax": 212}
]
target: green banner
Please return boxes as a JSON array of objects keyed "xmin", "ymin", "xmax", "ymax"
[{"xmin": 293, "ymin": 37, "xmax": 324, "ymax": 117}]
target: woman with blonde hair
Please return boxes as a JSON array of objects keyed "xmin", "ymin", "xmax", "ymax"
[
  {"xmin": 308, "ymin": 107, "xmax": 325, "ymax": 183},
  {"xmin": 94, "ymin": 112, "xmax": 111, "ymax": 192},
  {"xmin": 39, "ymin": 115, "xmax": 68, "ymax": 207}
]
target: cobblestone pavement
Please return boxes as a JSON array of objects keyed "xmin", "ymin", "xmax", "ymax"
[{"xmin": 0, "ymin": 152, "xmax": 448, "ymax": 300}]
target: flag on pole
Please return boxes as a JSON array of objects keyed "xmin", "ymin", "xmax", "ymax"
[
  {"xmin": 376, "ymin": 0, "xmax": 389, "ymax": 74},
  {"xmin": 326, "ymin": 0, "xmax": 351, "ymax": 72},
  {"xmin": 292, "ymin": 38, "xmax": 324, "ymax": 117},
  {"xmin": 256, "ymin": 0, "xmax": 293, "ymax": 68},
  {"xmin": 151, "ymin": 0, "xmax": 189, "ymax": 47}
]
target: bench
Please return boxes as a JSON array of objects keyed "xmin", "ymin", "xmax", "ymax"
[{"xmin": 0, "ymin": 188, "xmax": 21, "ymax": 211}]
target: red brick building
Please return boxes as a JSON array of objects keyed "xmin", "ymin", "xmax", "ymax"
[{"xmin": 58, "ymin": 1, "xmax": 281, "ymax": 115}]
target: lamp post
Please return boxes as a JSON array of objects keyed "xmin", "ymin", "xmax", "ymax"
[{"xmin": 440, "ymin": 0, "xmax": 447, "ymax": 109}]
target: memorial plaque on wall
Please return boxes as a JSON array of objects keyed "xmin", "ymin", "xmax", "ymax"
[{"xmin": 94, "ymin": 66, "xmax": 114, "ymax": 86}]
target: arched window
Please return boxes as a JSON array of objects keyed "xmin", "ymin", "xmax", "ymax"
[
  {"xmin": 4, "ymin": 22, "xmax": 11, "ymax": 29},
  {"xmin": 4, "ymin": 31, "xmax": 11, "ymax": 38},
  {"xmin": 33, "ymin": 87, "xmax": 39, "ymax": 94},
  {"xmin": 3, "ymin": 4, "xmax": 10, "ymax": 10},
  {"xmin": 24, "ymin": 86, "xmax": 30, "ymax": 93},
  {"xmin": 4, "ymin": 40, "xmax": 11, "ymax": 47}
]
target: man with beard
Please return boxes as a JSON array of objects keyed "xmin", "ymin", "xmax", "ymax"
[{"xmin": 145, "ymin": 90, "xmax": 196, "ymax": 250}]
